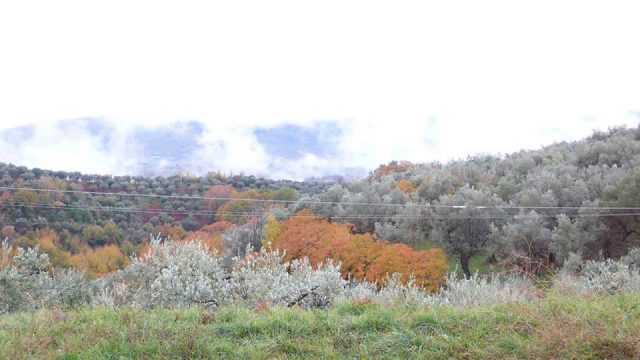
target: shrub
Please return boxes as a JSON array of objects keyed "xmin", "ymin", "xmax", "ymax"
[
  {"xmin": 0, "ymin": 240, "xmax": 93, "ymax": 313},
  {"xmin": 621, "ymin": 248, "xmax": 640, "ymax": 269},
  {"xmin": 554, "ymin": 253, "xmax": 640, "ymax": 296},
  {"xmin": 341, "ymin": 271, "xmax": 539, "ymax": 308},
  {"xmin": 15, "ymin": 238, "xmax": 640, "ymax": 314},
  {"xmin": 97, "ymin": 237, "xmax": 346, "ymax": 310},
  {"xmin": 97, "ymin": 236, "xmax": 231, "ymax": 309},
  {"xmin": 426, "ymin": 271, "xmax": 540, "ymax": 307},
  {"xmin": 230, "ymin": 246, "xmax": 346, "ymax": 309}
]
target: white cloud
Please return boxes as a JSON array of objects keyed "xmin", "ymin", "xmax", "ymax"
[
  {"xmin": 0, "ymin": 120, "xmax": 140, "ymax": 175},
  {"xmin": 0, "ymin": 0, "xmax": 638, "ymax": 178}
]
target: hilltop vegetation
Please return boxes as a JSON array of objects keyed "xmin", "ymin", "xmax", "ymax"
[
  {"xmin": 0, "ymin": 167, "xmax": 331, "ymax": 276},
  {"xmin": 301, "ymin": 125, "xmax": 640, "ymax": 277}
]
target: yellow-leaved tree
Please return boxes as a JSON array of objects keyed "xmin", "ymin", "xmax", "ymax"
[
  {"xmin": 68, "ymin": 245, "xmax": 129, "ymax": 278},
  {"xmin": 262, "ymin": 215, "xmax": 281, "ymax": 248}
]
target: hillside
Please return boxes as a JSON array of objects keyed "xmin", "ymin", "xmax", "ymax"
[
  {"xmin": 3, "ymin": 1, "xmax": 640, "ymax": 357},
  {"xmin": 2, "ymin": 125, "xmax": 640, "ymax": 278},
  {"xmin": 2, "ymin": 125, "xmax": 640, "ymax": 358}
]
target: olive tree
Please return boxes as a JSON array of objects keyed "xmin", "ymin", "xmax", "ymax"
[
  {"xmin": 430, "ymin": 187, "xmax": 506, "ymax": 278},
  {"xmin": 491, "ymin": 211, "xmax": 553, "ymax": 276}
]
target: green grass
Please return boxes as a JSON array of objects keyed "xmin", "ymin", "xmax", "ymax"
[{"xmin": 1, "ymin": 294, "xmax": 639, "ymax": 359}]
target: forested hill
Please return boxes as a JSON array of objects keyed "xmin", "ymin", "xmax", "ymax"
[
  {"xmin": 1, "ymin": 125, "xmax": 640, "ymax": 279},
  {"xmin": 302, "ymin": 125, "xmax": 640, "ymax": 276},
  {"xmin": 0, "ymin": 166, "xmax": 332, "ymax": 269}
]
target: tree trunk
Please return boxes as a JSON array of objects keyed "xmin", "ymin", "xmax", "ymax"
[{"xmin": 460, "ymin": 253, "xmax": 472, "ymax": 279}]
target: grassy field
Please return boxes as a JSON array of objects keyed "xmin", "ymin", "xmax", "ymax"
[{"xmin": 1, "ymin": 294, "xmax": 639, "ymax": 359}]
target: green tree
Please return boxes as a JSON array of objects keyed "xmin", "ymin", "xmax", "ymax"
[
  {"xmin": 491, "ymin": 211, "xmax": 552, "ymax": 276},
  {"xmin": 82, "ymin": 225, "xmax": 106, "ymax": 247},
  {"xmin": 102, "ymin": 220, "xmax": 123, "ymax": 245},
  {"xmin": 430, "ymin": 187, "xmax": 506, "ymax": 278}
]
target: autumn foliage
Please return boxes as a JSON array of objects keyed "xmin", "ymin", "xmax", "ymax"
[
  {"xmin": 6, "ymin": 230, "xmax": 133, "ymax": 278},
  {"xmin": 203, "ymin": 184, "xmax": 235, "ymax": 212},
  {"xmin": 271, "ymin": 210, "xmax": 447, "ymax": 291},
  {"xmin": 395, "ymin": 179, "xmax": 417, "ymax": 197},
  {"xmin": 68, "ymin": 245, "xmax": 129, "ymax": 278},
  {"xmin": 216, "ymin": 189, "xmax": 270, "ymax": 225},
  {"xmin": 35, "ymin": 230, "xmax": 72, "ymax": 268},
  {"xmin": 262, "ymin": 215, "xmax": 281, "ymax": 248},
  {"xmin": 179, "ymin": 221, "xmax": 235, "ymax": 254},
  {"xmin": 215, "ymin": 188, "xmax": 297, "ymax": 225},
  {"xmin": 372, "ymin": 160, "xmax": 416, "ymax": 179},
  {"xmin": 154, "ymin": 224, "xmax": 189, "ymax": 241},
  {"xmin": 198, "ymin": 221, "xmax": 236, "ymax": 233}
]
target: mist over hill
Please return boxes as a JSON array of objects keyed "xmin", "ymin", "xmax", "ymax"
[{"xmin": 0, "ymin": 119, "xmax": 368, "ymax": 181}]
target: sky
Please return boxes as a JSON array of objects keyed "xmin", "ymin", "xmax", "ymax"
[{"xmin": 0, "ymin": 1, "xmax": 639, "ymax": 179}]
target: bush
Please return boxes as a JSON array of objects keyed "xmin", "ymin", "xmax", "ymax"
[
  {"xmin": 230, "ymin": 246, "xmax": 346, "ymax": 309},
  {"xmin": 341, "ymin": 271, "xmax": 540, "ymax": 308},
  {"xmin": 554, "ymin": 253, "xmax": 640, "ymax": 296},
  {"xmin": 0, "ymin": 240, "xmax": 93, "ymax": 313},
  {"xmin": 97, "ymin": 237, "xmax": 346, "ymax": 310},
  {"xmin": 7, "ymin": 238, "xmax": 640, "ymax": 314},
  {"xmin": 621, "ymin": 248, "xmax": 640, "ymax": 270},
  {"xmin": 96, "ymin": 236, "xmax": 231, "ymax": 309},
  {"xmin": 426, "ymin": 272, "xmax": 540, "ymax": 307},
  {"xmin": 93, "ymin": 238, "xmax": 540, "ymax": 310}
]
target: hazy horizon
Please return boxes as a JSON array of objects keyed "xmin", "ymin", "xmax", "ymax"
[{"xmin": 0, "ymin": 119, "xmax": 638, "ymax": 180}]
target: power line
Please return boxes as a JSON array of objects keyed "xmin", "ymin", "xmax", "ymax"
[
  {"xmin": 1, "ymin": 186, "xmax": 639, "ymax": 211},
  {"xmin": 0, "ymin": 199, "xmax": 599, "ymax": 217},
  {"xmin": 0, "ymin": 186, "xmax": 320, "ymax": 204},
  {"xmin": 4, "ymin": 201, "xmax": 640, "ymax": 221}
]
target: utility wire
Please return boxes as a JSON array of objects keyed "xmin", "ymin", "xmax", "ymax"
[
  {"xmin": 4, "ymin": 201, "xmax": 640, "ymax": 221},
  {"xmin": 0, "ymin": 200, "xmax": 596, "ymax": 216},
  {"xmin": 1, "ymin": 186, "xmax": 639, "ymax": 211}
]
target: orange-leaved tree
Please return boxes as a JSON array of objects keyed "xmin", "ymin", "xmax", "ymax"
[
  {"xmin": 396, "ymin": 179, "xmax": 417, "ymax": 197},
  {"xmin": 203, "ymin": 184, "xmax": 235, "ymax": 212},
  {"xmin": 179, "ymin": 221, "xmax": 235, "ymax": 254},
  {"xmin": 371, "ymin": 161, "xmax": 416, "ymax": 179},
  {"xmin": 271, "ymin": 210, "xmax": 447, "ymax": 291}
]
